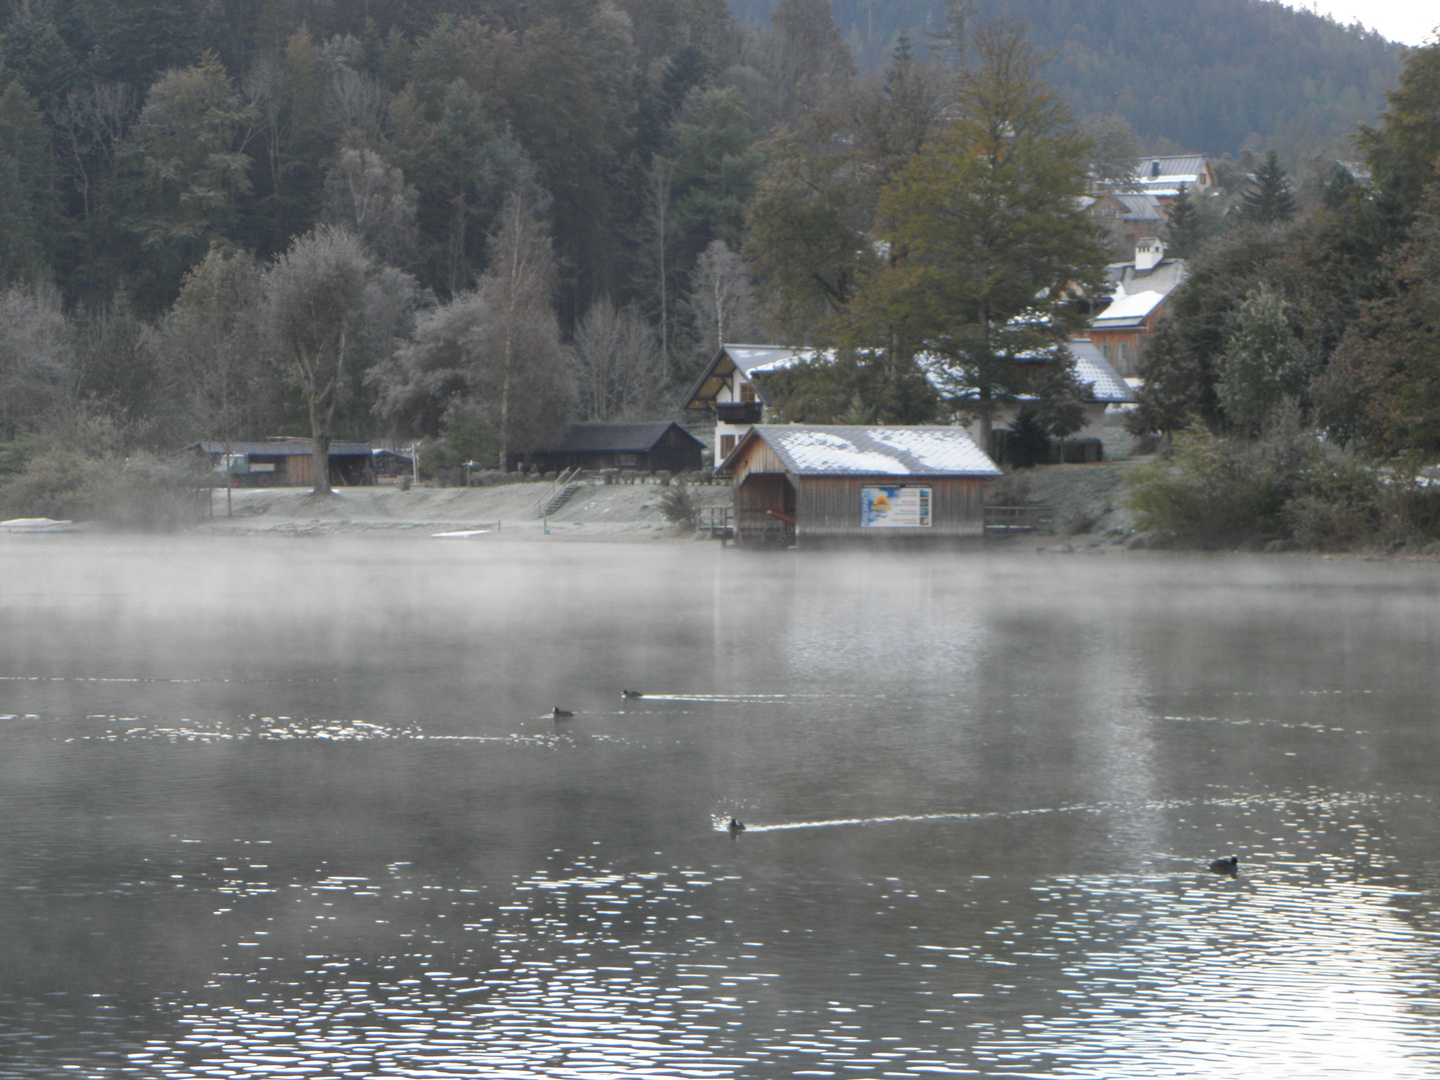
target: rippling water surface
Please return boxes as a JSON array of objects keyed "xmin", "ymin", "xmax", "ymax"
[{"xmin": 2, "ymin": 535, "xmax": 1439, "ymax": 1078}]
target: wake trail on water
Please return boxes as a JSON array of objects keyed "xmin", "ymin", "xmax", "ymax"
[{"xmin": 713, "ymin": 790, "xmax": 1387, "ymax": 833}]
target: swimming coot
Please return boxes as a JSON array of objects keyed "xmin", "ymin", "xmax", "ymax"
[
  {"xmin": 1208, "ymin": 856, "xmax": 1239, "ymax": 876},
  {"xmin": 552, "ymin": 706, "xmax": 574, "ymax": 719}
]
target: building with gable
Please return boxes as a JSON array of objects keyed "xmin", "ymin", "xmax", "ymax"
[
  {"xmin": 515, "ymin": 422, "xmax": 706, "ymax": 474},
  {"xmin": 1087, "ymin": 238, "xmax": 1188, "ymax": 378},
  {"xmin": 1132, "ymin": 155, "xmax": 1215, "ymax": 201},
  {"xmin": 716, "ymin": 425, "xmax": 1000, "ymax": 548},
  {"xmin": 682, "ymin": 344, "xmax": 820, "ymax": 463}
]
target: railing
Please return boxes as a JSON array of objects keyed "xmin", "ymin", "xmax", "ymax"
[
  {"xmin": 533, "ymin": 466, "xmax": 581, "ymax": 511},
  {"xmin": 715, "ymin": 401, "xmax": 763, "ymax": 424},
  {"xmin": 700, "ymin": 505, "xmax": 735, "ymax": 541}
]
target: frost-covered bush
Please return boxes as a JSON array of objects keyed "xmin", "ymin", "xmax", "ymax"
[{"xmin": 657, "ymin": 480, "xmax": 701, "ymax": 530}]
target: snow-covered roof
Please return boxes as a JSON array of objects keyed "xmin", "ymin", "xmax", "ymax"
[
  {"xmin": 683, "ymin": 344, "xmax": 821, "ymax": 409},
  {"xmin": 918, "ymin": 339, "xmax": 1131, "ymax": 404},
  {"xmin": 1066, "ymin": 340, "xmax": 1134, "ymax": 403},
  {"xmin": 726, "ymin": 425, "xmax": 1000, "ymax": 477},
  {"xmin": 723, "ymin": 345, "xmax": 820, "ymax": 377},
  {"xmin": 1133, "ymin": 155, "xmax": 1211, "ymax": 192},
  {"xmin": 1092, "ymin": 256, "xmax": 1187, "ymax": 329},
  {"xmin": 1091, "ymin": 290, "xmax": 1169, "ymax": 327}
]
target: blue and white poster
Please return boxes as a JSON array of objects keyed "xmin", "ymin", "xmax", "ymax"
[{"xmin": 861, "ymin": 485, "xmax": 931, "ymax": 528}]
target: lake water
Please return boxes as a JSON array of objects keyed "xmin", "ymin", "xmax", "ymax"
[{"xmin": 2, "ymin": 535, "xmax": 1438, "ymax": 1078}]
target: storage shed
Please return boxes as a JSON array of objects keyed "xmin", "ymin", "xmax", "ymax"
[
  {"xmin": 184, "ymin": 439, "xmax": 375, "ymax": 487},
  {"xmin": 518, "ymin": 422, "xmax": 706, "ymax": 474},
  {"xmin": 717, "ymin": 425, "xmax": 1001, "ymax": 548}
]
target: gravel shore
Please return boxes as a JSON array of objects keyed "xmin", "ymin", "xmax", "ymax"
[{"xmin": 195, "ymin": 478, "xmax": 733, "ymax": 541}]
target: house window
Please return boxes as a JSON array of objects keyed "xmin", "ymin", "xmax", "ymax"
[
  {"xmin": 1117, "ymin": 342, "xmax": 1129, "ymax": 367},
  {"xmin": 740, "ymin": 382, "xmax": 757, "ymax": 403},
  {"xmin": 720, "ymin": 434, "xmax": 736, "ymax": 458}
]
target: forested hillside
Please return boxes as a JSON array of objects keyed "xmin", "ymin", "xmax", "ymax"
[
  {"xmin": 2, "ymin": 0, "xmax": 1439, "ymax": 552},
  {"xmin": 732, "ymin": 0, "xmax": 1405, "ymax": 156}
]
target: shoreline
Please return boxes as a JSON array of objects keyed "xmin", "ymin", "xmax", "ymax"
[{"xmin": 191, "ymin": 480, "xmax": 727, "ymax": 542}]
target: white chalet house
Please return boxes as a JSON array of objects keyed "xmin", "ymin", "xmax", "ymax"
[{"xmin": 681, "ymin": 344, "xmax": 819, "ymax": 462}]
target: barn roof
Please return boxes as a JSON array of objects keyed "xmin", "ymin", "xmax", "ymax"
[
  {"xmin": 544, "ymin": 422, "xmax": 703, "ymax": 453},
  {"xmin": 724, "ymin": 425, "xmax": 1000, "ymax": 477}
]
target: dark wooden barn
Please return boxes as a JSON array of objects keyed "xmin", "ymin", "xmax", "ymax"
[
  {"xmin": 184, "ymin": 439, "xmax": 375, "ymax": 487},
  {"xmin": 519, "ymin": 422, "xmax": 706, "ymax": 474},
  {"xmin": 717, "ymin": 425, "xmax": 1001, "ymax": 548}
]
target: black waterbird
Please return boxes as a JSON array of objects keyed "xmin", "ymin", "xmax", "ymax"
[
  {"xmin": 621, "ymin": 690, "xmax": 644, "ymax": 699},
  {"xmin": 552, "ymin": 706, "xmax": 574, "ymax": 719},
  {"xmin": 1208, "ymin": 855, "xmax": 1239, "ymax": 876},
  {"xmin": 728, "ymin": 817, "xmax": 745, "ymax": 835}
]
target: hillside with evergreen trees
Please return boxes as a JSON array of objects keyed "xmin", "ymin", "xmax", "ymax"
[{"xmin": 731, "ymin": 0, "xmax": 1406, "ymax": 155}]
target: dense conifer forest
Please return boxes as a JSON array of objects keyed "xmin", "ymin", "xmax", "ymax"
[{"xmin": 735, "ymin": 0, "xmax": 1405, "ymax": 156}]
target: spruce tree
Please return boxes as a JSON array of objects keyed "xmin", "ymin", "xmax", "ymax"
[
  {"xmin": 1241, "ymin": 151, "xmax": 1298, "ymax": 226},
  {"xmin": 1163, "ymin": 184, "xmax": 1205, "ymax": 259}
]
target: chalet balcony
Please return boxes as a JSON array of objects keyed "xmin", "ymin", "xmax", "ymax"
[{"xmin": 715, "ymin": 401, "xmax": 763, "ymax": 424}]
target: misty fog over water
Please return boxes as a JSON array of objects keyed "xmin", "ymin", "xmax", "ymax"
[{"xmin": 2, "ymin": 534, "xmax": 1438, "ymax": 1078}]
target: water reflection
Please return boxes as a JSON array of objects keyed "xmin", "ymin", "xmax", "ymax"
[{"xmin": 1, "ymin": 538, "xmax": 1439, "ymax": 1077}]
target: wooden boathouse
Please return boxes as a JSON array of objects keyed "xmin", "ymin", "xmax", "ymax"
[{"xmin": 717, "ymin": 425, "xmax": 1001, "ymax": 548}]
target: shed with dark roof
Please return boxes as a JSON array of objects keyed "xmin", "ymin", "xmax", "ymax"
[
  {"xmin": 183, "ymin": 439, "xmax": 375, "ymax": 487},
  {"xmin": 518, "ymin": 422, "xmax": 706, "ymax": 474},
  {"xmin": 716, "ymin": 425, "xmax": 1000, "ymax": 548}
]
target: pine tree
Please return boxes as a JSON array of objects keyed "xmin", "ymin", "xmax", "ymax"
[
  {"xmin": 1241, "ymin": 151, "xmax": 1298, "ymax": 226},
  {"xmin": 1163, "ymin": 184, "xmax": 1205, "ymax": 260}
]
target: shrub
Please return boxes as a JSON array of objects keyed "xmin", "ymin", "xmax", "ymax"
[
  {"xmin": 1283, "ymin": 454, "xmax": 1387, "ymax": 551},
  {"xmin": 1126, "ymin": 420, "xmax": 1402, "ymax": 551},
  {"xmin": 657, "ymin": 479, "xmax": 701, "ymax": 530},
  {"xmin": 1126, "ymin": 422, "xmax": 1291, "ymax": 548},
  {"xmin": 0, "ymin": 447, "xmax": 209, "ymax": 529}
]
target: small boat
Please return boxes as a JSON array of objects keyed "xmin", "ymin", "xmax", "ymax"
[
  {"xmin": 1208, "ymin": 856, "xmax": 1239, "ymax": 876},
  {"xmin": 552, "ymin": 707, "xmax": 574, "ymax": 719}
]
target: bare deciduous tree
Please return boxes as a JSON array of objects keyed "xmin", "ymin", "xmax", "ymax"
[
  {"xmin": 321, "ymin": 148, "xmax": 418, "ymax": 266},
  {"xmin": 325, "ymin": 67, "xmax": 390, "ymax": 143},
  {"xmin": 156, "ymin": 245, "xmax": 266, "ymax": 514},
  {"xmin": 688, "ymin": 239, "xmax": 763, "ymax": 361},
  {"xmin": 0, "ymin": 283, "xmax": 75, "ymax": 440},
  {"xmin": 472, "ymin": 194, "xmax": 571, "ymax": 468},
  {"xmin": 571, "ymin": 299, "xmax": 668, "ymax": 421}
]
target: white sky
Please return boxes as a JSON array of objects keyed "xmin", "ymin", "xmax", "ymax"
[{"xmin": 1279, "ymin": 0, "xmax": 1438, "ymax": 46}]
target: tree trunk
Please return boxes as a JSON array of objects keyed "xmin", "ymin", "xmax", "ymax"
[{"xmin": 311, "ymin": 402, "xmax": 331, "ymax": 496}]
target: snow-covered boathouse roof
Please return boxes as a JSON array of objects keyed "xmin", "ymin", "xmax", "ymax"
[{"xmin": 719, "ymin": 425, "xmax": 1001, "ymax": 478}]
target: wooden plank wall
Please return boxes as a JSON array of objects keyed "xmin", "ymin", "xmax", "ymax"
[{"xmin": 795, "ymin": 477, "xmax": 989, "ymax": 541}]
